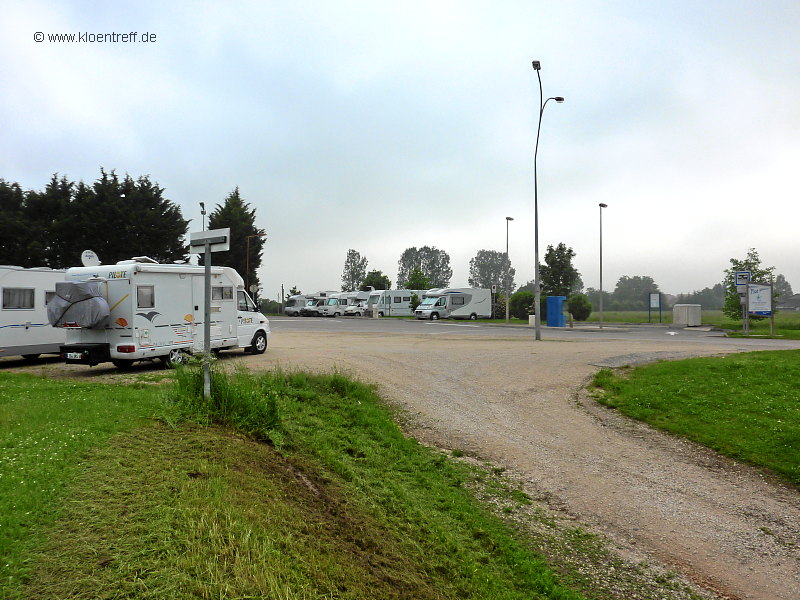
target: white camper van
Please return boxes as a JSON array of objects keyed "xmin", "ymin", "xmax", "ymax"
[
  {"xmin": 300, "ymin": 291, "xmax": 337, "ymax": 317},
  {"xmin": 318, "ymin": 293, "xmax": 347, "ymax": 318},
  {"xmin": 414, "ymin": 288, "xmax": 492, "ymax": 320},
  {"xmin": 284, "ymin": 294, "xmax": 307, "ymax": 316},
  {"xmin": 342, "ymin": 290, "xmax": 370, "ymax": 316},
  {"xmin": 1, "ymin": 266, "xmax": 66, "ymax": 359},
  {"xmin": 365, "ymin": 290, "xmax": 427, "ymax": 317},
  {"xmin": 51, "ymin": 258, "xmax": 270, "ymax": 368}
]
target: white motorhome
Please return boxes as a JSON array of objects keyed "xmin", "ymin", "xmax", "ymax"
[
  {"xmin": 0, "ymin": 266, "xmax": 66, "ymax": 360},
  {"xmin": 414, "ymin": 287, "xmax": 492, "ymax": 320},
  {"xmin": 300, "ymin": 291, "xmax": 337, "ymax": 317},
  {"xmin": 318, "ymin": 292, "xmax": 347, "ymax": 318},
  {"xmin": 51, "ymin": 258, "xmax": 270, "ymax": 368},
  {"xmin": 365, "ymin": 289, "xmax": 427, "ymax": 317},
  {"xmin": 284, "ymin": 294, "xmax": 307, "ymax": 316},
  {"xmin": 342, "ymin": 290, "xmax": 371, "ymax": 316}
]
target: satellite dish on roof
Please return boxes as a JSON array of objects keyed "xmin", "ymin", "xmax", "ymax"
[{"xmin": 81, "ymin": 250, "xmax": 101, "ymax": 267}]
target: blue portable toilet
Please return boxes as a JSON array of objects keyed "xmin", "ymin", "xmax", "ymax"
[{"xmin": 546, "ymin": 296, "xmax": 567, "ymax": 327}]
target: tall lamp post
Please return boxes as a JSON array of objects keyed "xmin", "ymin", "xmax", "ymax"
[
  {"xmin": 532, "ymin": 60, "xmax": 564, "ymax": 341},
  {"xmin": 505, "ymin": 216, "xmax": 514, "ymax": 323},
  {"xmin": 245, "ymin": 233, "xmax": 267, "ymax": 296},
  {"xmin": 599, "ymin": 203, "xmax": 607, "ymax": 329}
]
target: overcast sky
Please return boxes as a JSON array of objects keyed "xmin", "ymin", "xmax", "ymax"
[{"xmin": 3, "ymin": 1, "xmax": 799, "ymax": 298}]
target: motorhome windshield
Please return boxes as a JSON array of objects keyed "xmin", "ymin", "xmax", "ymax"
[
  {"xmin": 326, "ymin": 298, "xmax": 338, "ymax": 306},
  {"xmin": 419, "ymin": 297, "xmax": 437, "ymax": 306},
  {"xmin": 305, "ymin": 299, "xmax": 317, "ymax": 307}
]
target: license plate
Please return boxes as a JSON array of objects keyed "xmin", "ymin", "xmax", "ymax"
[{"xmin": 66, "ymin": 352, "xmax": 84, "ymax": 360}]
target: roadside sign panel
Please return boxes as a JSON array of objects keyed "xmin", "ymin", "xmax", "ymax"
[
  {"xmin": 735, "ymin": 270, "xmax": 751, "ymax": 294},
  {"xmin": 748, "ymin": 283, "xmax": 772, "ymax": 316}
]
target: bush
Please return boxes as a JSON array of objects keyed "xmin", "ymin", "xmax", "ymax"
[
  {"xmin": 568, "ymin": 293, "xmax": 592, "ymax": 321},
  {"xmin": 509, "ymin": 291, "xmax": 535, "ymax": 320}
]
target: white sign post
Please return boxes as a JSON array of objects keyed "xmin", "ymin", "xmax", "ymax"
[
  {"xmin": 736, "ymin": 271, "xmax": 752, "ymax": 334},
  {"xmin": 189, "ymin": 228, "xmax": 231, "ymax": 400}
]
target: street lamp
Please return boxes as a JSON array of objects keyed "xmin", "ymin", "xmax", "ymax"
[
  {"xmin": 532, "ymin": 60, "xmax": 564, "ymax": 341},
  {"xmin": 505, "ymin": 217, "xmax": 514, "ymax": 323},
  {"xmin": 245, "ymin": 233, "xmax": 267, "ymax": 295},
  {"xmin": 599, "ymin": 203, "xmax": 607, "ymax": 329},
  {"xmin": 199, "ymin": 202, "xmax": 206, "ymax": 231}
]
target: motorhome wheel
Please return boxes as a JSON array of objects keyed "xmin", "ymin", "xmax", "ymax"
[
  {"xmin": 162, "ymin": 348, "xmax": 188, "ymax": 368},
  {"xmin": 431, "ymin": 313, "xmax": 439, "ymax": 320},
  {"xmin": 250, "ymin": 331, "xmax": 267, "ymax": 354},
  {"xmin": 111, "ymin": 359, "xmax": 135, "ymax": 370},
  {"xmin": 470, "ymin": 313, "xmax": 478, "ymax": 320}
]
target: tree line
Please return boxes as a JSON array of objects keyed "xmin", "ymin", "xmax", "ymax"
[
  {"xmin": 327, "ymin": 244, "xmax": 793, "ymax": 322},
  {"xmin": 0, "ymin": 171, "xmax": 265, "ymax": 298}
]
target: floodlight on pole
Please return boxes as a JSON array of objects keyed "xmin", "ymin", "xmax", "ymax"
[{"xmin": 532, "ymin": 60, "xmax": 564, "ymax": 341}]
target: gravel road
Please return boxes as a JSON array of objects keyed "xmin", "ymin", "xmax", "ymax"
[{"xmin": 243, "ymin": 329, "xmax": 800, "ymax": 600}]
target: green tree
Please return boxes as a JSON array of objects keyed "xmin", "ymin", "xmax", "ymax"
[
  {"xmin": 612, "ymin": 275, "xmax": 660, "ymax": 310},
  {"xmin": 409, "ymin": 293, "xmax": 422, "ymax": 312},
  {"xmin": 397, "ymin": 246, "xmax": 452, "ymax": 288},
  {"xmin": 539, "ymin": 243, "xmax": 581, "ymax": 297},
  {"xmin": 360, "ymin": 270, "xmax": 391, "ymax": 291},
  {"xmin": 0, "ymin": 179, "xmax": 28, "ymax": 266},
  {"xmin": 509, "ymin": 290, "xmax": 536, "ymax": 320},
  {"xmin": 341, "ymin": 249, "xmax": 368, "ymax": 291},
  {"xmin": 774, "ymin": 274, "xmax": 793, "ymax": 300},
  {"xmin": 567, "ymin": 293, "xmax": 592, "ymax": 321},
  {"xmin": 722, "ymin": 248, "xmax": 776, "ymax": 320},
  {"xmin": 205, "ymin": 187, "xmax": 265, "ymax": 293},
  {"xmin": 674, "ymin": 284, "xmax": 726, "ymax": 310},
  {"xmin": 467, "ymin": 249, "xmax": 515, "ymax": 293},
  {"xmin": 404, "ymin": 267, "xmax": 432, "ymax": 290}
]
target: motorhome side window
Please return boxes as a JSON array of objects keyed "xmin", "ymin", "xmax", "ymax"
[
  {"xmin": 452, "ymin": 297, "xmax": 465, "ymax": 306},
  {"xmin": 2, "ymin": 288, "xmax": 34, "ymax": 309},
  {"xmin": 237, "ymin": 291, "xmax": 256, "ymax": 312},
  {"xmin": 394, "ymin": 296, "xmax": 402, "ymax": 304},
  {"xmin": 212, "ymin": 286, "xmax": 233, "ymax": 301},
  {"xmin": 137, "ymin": 286, "xmax": 155, "ymax": 309}
]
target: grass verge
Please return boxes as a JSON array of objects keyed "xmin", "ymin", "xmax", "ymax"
[
  {"xmin": 0, "ymin": 372, "xmax": 161, "ymax": 593},
  {"xmin": 8, "ymin": 364, "xmax": 587, "ymax": 600},
  {"xmin": 591, "ymin": 350, "xmax": 800, "ymax": 486}
]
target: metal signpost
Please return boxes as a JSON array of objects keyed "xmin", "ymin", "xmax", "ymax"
[
  {"xmin": 189, "ymin": 228, "xmax": 230, "ymax": 400},
  {"xmin": 648, "ymin": 292, "xmax": 662, "ymax": 323},
  {"xmin": 736, "ymin": 271, "xmax": 751, "ymax": 334}
]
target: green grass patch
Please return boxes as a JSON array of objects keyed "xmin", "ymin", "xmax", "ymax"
[
  {"xmin": 592, "ymin": 351, "xmax": 800, "ymax": 485},
  {"xmin": 6, "ymin": 367, "xmax": 588, "ymax": 600},
  {"xmin": 0, "ymin": 372, "xmax": 161, "ymax": 593}
]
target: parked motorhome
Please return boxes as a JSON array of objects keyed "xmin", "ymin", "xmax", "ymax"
[
  {"xmin": 50, "ymin": 257, "xmax": 270, "ymax": 368},
  {"xmin": 365, "ymin": 289, "xmax": 428, "ymax": 317},
  {"xmin": 300, "ymin": 291, "xmax": 337, "ymax": 317},
  {"xmin": 415, "ymin": 288, "xmax": 491, "ymax": 320},
  {"xmin": 319, "ymin": 293, "xmax": 346, "ymax": 317},
  {"xmin": 0, "ymin": 265, "xmax": 66, "ymax": 359},
  {"xmin": 284, "ymin": 294, "xmax": 307, "ymax": 316},
  {"xmin": 342, "ymin": 290, "xmax": 370, "ymax": 316}
]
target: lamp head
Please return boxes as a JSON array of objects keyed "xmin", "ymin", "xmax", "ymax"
[
  {"xmin": 599, "ymin": 203, "xmax": 608, "ymax": 208},
  {"xmin": 506, "ymin": 216, "xmax": 514, "ymax": 221},
  {"xmin": 532, "ymin": 60, "xmax": 541, "ymax": 71},
  {"xmin": 555, "ymin": 97, "xmax": 565, "ymax": 103}
]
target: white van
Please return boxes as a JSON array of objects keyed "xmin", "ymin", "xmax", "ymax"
[
  {"xmin": 284, "ymin": 294, "xmax": 307, "ymax": 316},
  {"xmin": 415, "ymin": 288, "xmax": 492, "ymax": 320},
  {"xmin": 342, "ymin": 290, "xmax": 370, "ymax": 316},
  {"xmin": 299, "ymin": 291, "xmax": 337, "ymax": 317},
  {"xmin": 0, "ymin": 265, "xmax": 66, "ymax": 359},
  {"xmin": 365, "ymin": 289, "xmax": 427, "ymax": 317},
  {"xmin": 51, "ymin": 257, "xmax": 270, "ymax": 368}
]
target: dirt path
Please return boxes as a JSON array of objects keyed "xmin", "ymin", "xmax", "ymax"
[{"xmin": 245, "ymin": 331, "xmax": 800, "ymax": 600}]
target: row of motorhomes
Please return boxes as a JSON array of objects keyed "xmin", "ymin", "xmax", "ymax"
[
  {"xmin": 284, "ymin": 287, "xmax": 493, "ymax": 320},
  {"xmin": 0, "ymin": 261, "xmax": 270, "ymax": 368}
]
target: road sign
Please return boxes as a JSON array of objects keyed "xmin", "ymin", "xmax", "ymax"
[
  {"xmin": 735, "ymin": 270, "xmax": 751, "ymax": 294},
  {"xmin": 189, "ymin": 228, "xmax": 230, "ymax": 253},
  {"xmin": 748, "ymin": 283, "xmax": 772, "ymax": 316}
]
